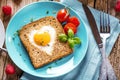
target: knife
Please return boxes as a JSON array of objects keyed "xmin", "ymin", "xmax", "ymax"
[
  {"xmin": 82, "ymin": 4, "xmax": 107, "ymax": 80},
  {"xmin": 82, "ymin": 4, "xmax": 102, "ymax": 48},
  {"xmin": 82, "ymin": 4, "xmax": 117, "ymax": 80}
]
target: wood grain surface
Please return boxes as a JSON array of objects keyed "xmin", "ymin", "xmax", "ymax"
[{"xmin": 0, "ymin": 0, "xmax": 120, "ymax": 80}]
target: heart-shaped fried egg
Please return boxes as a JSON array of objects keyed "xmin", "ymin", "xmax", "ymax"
[{"xmin": 29, "ymin": 25, "xmax": 56, "ymax": 55}]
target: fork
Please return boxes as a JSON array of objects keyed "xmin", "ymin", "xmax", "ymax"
[{"xmin": 99, "ymin": 1, "xmax": 117, "ymax": 80}]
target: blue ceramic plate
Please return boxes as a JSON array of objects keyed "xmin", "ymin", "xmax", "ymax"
[{"xmin": 6, "ymin": 1, "xmax": 88, "ymax": 78}]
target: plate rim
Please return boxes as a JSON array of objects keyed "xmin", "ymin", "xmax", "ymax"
[{"xmin": 5, "ymin": 1, "xmax": 89, "ymax": 78}]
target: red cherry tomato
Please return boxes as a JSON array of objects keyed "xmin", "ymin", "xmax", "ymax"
[
  {"xmin": 67, "ymin": 16, "xmax": 80, "ymax": 27},
  {"xmin": 57, "ymin": 8, "xmax": 69, "ymax": 23},
  {"xmin": 64, "ymin": 23, "xmax": 77, "ymax": 34},
  {"xmin": 5, "ymin": 64, "xmax": 15, "ymax": 75},
  {"xmin": 115, "ymin": 0, "xmax": 120, "ymax": 12},
  {"xmin": 2, "ymin": 5, "xmax": 12, "ymax": 15}
]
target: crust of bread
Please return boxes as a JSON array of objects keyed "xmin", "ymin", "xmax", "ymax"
[{"xmin": 19, "ymin": 16, "xmax": 73, "ymax": 68}]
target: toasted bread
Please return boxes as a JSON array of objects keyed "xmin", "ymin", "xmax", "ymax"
[{"xmin": 19, "ymin": 16, "xmax": 73, "ymax": 68}]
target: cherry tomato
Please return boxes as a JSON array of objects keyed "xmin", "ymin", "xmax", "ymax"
[
  {"xmin": 115, "ymin": 0, "xmax": 120, "ymax": 12},
  {"xmin": 67, "ymin": 16, "xmax": 80, "ymax": 27},
  {"xmin": 57, "ymin": 8, "xmax": 69, "ymax": 23},
  {"xmin": 5, "ymin": 64, "xmax": 15, "ymax": 75},
  {"xmin": 64, "ymin": 23, "xmax": 77, "ymax": 34}
]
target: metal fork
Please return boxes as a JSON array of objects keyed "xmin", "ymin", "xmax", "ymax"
[{"xmin": 99, "ymin": 1, "xmax": 117, "ymax": 79}]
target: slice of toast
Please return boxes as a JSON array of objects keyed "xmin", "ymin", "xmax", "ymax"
[{"xmin": 19, "ymin": 16, "xmax": 73, "ymax": 68}]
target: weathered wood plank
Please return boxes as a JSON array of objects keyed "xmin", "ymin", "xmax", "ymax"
[
  {"xmin": 87, "ymin": 0, "xmax": 94, "ymax": 7},
  {"xmin": 0, "ymin": 0, "xmax": 120, "ymax": 80},
  {"xmin": 2, "ymin": 55, "xmax": 23, "ymax": 80},
  {"xmin": 117, "ymin": 36, "xmax": 120, "ymax": 78},
  {"xmin": 78, "ymin": 0, "xmax": 88, "ymax": 5},
  {"xmin": 79, "ymin": 0, "xmax": 120, "ymax": 18},
  {"xmin": 0, "ymin": 0, "xmax": 7, "ymax": 80},
  {"xmin": 0, "ymin": 52, "xmax": 7, "ymax": 80},
  {"xmin": 2, "ymin": 1, "xmax": 23, "ymax": 79},
  {"xmin": 0, "ymin": 0, "xmax": 7, "ymax": 21},
  {"xmin": 1, "ymin": 0, "xmax": 39, "ymax": 80},
  {"xmin": 109, "ymin": 36, "xmax": 120, "ymax": 79}
]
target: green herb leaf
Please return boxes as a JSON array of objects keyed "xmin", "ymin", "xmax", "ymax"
[
  {"xmin": 68, "ymin": 29, "xmax": 74, "ymax": 38},
  {"xmin": 68, "ymin": 39, "xmax": 75, "ymax": 48},
  {"xmin": 59, "ymin": 34, "xmax": 68, "ymax": 42},
  {"xmin": 73, "ymin": 37, "xmax": 81, "ymax": 44}
]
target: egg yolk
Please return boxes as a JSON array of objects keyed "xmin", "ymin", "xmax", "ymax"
[{"xmin": 34, "ymin": 32, "xmax": 50, "ymax": 46}]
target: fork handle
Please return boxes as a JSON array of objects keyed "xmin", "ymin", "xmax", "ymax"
[
  {"xmin": 99, "ymin": 48, "xmax": 107, "ymax": 80},
  {"xmin": 99, "ymin": 49, "xmax": 117, "ymax": 80},
  {"xmin": 99, "ymin": 38, "xmax": 117, "ymax": 80},
  {"xmin": 106, "ymin": 56, "xmax": 117, "ymax": 80},
  {"xmin": 102, "ymin": 38, "xmax": 117, "ymax": 80}
]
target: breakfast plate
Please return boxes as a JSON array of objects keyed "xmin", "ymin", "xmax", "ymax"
[{"xmin": 6, "ymin": 1, "xmax": 88, "ymax": 78}]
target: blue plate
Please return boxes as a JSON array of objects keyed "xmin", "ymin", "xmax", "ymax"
[{"xmin": 6, "ymin": 1, "xmax": 88, "ymax": 78}]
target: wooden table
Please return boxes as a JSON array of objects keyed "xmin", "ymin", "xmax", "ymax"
[{"xmin": 0, "ymin": 0, "xmax": 120, "ymax": 80}]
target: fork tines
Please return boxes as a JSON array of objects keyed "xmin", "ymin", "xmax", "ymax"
[{"xmin": 100, "ymin": 0, "xmax": 110, "ymax": 33}]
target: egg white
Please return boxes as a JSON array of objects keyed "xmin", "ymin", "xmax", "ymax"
[{"xmin": 29, "ymin": 25, "xmax": 56, "ymax": 55}]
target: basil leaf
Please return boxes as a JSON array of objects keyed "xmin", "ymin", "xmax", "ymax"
[
  {"xmin": 59, "ymin": 34, "xmax": 68, "ymax": 42},
  {"xmin": 68, "ymin": 29, "xmax": 74, "ymax": 38},
  {"xmin": 73, "ymin": 37, "xmax": 81, "ymax": 44},
  {"xmin": 68, "ymin": 39, "xmax": 75, "ymax": 48}
]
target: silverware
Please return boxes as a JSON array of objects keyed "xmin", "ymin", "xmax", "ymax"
[
  {"xmin": 82, "ymin": 4, "xmax": 102, "ymax": 47},
  {"xmin": 82, "ymin": 4, "xmax": 117, "ymax": 80},
  {"xmin": 82, "ymin": 5, "xmax": 105, "ymax": 79},
  {"xmin": 0, "ymin": 19, "xmax": 7, "ymax": 53},
  {"xmin": 99, "ymin": 10, "xmax": 117, "ymax": 80},
  {"xmin": 99, "ymin": 0, "xmax": 117, "ymax": 79}
]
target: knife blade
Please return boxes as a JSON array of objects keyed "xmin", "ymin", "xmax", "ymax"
[{"xmin": 82, "ymin": 4, "xmax": 102, "ymax": 48}]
